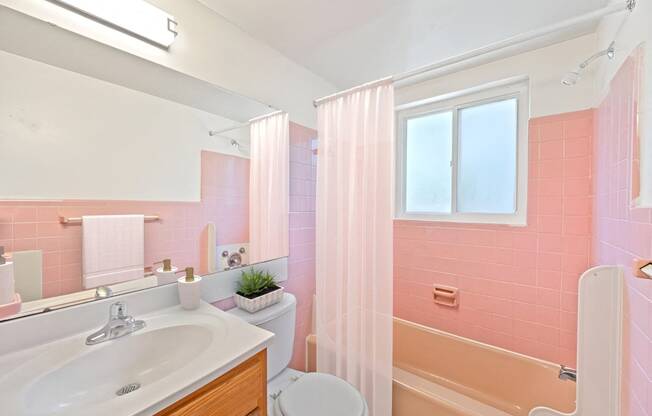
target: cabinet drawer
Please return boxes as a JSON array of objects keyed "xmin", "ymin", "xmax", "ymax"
[{"xmin": 156, "ymin": 350, "xmax": 267, "ymax": 416}]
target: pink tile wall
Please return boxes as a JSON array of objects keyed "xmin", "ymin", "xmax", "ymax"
[
  {"xmin": 593, "ymin": 52, "xmax": 651, "ymax": 416},
  {"xmin": 394, "ymin": 109, "xmax": 595, "ymax": 366},
  {"xmin": 284, "ymin": 122, "xmax": 317, "ymax": 370},
  {"xmin": 0, "ymin": 151, "xmax": 249, "ymax": 298}
]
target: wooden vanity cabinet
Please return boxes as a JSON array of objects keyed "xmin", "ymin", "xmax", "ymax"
[{"xmin": 156, "ymin": 349, "xmax": 267, "ymax": 416}]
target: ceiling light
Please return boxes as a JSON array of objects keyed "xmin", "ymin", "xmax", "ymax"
[{"xmin": 53, "ymin": 0, "xmax": 178, "ymax": 48}]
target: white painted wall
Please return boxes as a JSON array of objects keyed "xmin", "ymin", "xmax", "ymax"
[
  {"xmin": 0, "ymin": 50, "xmax": 247, "ymax": 201},
  {"xmin": 595, "ymin": 1, "xmax": 652, "ymax": 206},
  {"xmin": 396, "ymin": 34, "xmax": 598, "ymax": 118},
  {"xmin": 0, "ymin": 0, "xmax": 336, "ymax": 128}
]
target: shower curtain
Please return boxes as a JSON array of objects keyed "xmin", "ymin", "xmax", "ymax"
[
  {"xmin": 315, "ymin": 80, "xmax": 394, "ymax": 416},
  {"xmin": 249, "ymin": 112, "xmax": 289, "ymax": 263}
]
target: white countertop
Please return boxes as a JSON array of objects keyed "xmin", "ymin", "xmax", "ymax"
[{"xmin": 0, "ymin": 301, "xmax": 274, "ymax": 416}]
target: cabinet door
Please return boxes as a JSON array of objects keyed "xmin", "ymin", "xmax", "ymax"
[{"xmin": 157, "ymin": 350, "xmax": 267, "ymax": 416}]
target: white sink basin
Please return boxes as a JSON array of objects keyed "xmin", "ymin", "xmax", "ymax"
[
  {"xmin": 26, "ymin": 324, "xmax": 214, "ymax": 414},
  {"xmin": 0, "ymin": 302, "xmax": 273, "ymax": 416}
]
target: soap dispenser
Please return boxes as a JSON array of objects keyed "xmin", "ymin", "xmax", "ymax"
[
  {"xmin": 177, "ymin": 267, "xmax": 202, "ymax": 310},
  {"xmin": 155, "ymin": 259, "xmax": 178, "ymax": 285},
  {"xmin": 0, "ymin": 247, "xmax": 15, "ymax": 305}
]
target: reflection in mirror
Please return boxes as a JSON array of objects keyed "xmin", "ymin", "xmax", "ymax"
[
  {"xmin": 631, "ymin": 43, "xmax": 645, "ymax": 206},
  {"xmin": 0, "ymin": 49, "xmax": 289, "ymax": 319}
]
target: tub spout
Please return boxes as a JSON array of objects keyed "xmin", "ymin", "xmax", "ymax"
[{"xmin": 558, "ymin": 365, "xmax": 576, "ymax": 382}]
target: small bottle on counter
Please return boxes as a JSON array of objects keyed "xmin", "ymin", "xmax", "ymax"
[
  {"xmin": 177, "ymin": 267, "xmax": 202, "ymax": 310},
  {"xmin": 155, "ymin": 258, "xmax": 179, "ymax": 285}
]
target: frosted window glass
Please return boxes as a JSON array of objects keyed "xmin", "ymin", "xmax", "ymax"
[
  {"xmin": 457, "ymin": 98, "xmax": 517, "ymax": 213},
  {"xmin": 405, "ymin": 111, "xmax": 453, "ymax": 213}
]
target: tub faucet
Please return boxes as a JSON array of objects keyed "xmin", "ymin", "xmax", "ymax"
[
  {"xmin": 558, "ymin": 365, "xmax": 577, "ymax": 382},
  {"xmin": 86, "ymin": 301, "xmax": 146, "ymax": 345}
]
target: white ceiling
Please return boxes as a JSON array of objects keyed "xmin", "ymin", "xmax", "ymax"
[{"xmin": 199, "ymin": 0, "xmax": 609, "ymax": 88}]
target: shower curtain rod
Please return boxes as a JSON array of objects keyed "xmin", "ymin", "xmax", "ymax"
[
  {"xmin": 208, "ymin": 110, "xmax": 284, "ymax": 136},
  {"xmin": 312, "ymin": 0, "xmax": 635, "ymax": 107}
]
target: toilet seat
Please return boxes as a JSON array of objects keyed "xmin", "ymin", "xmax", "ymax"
[{"xmin": 273, "ymin": 372, "xmax": 367, "ymax": 416}]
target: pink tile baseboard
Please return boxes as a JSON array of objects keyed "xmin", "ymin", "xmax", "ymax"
[
  {"xmin": 394, "ymin": 109, "xmax": 595, "ymax": 367},
  {"xmin": 0, "ymin": 151, "xmax": 249, "ymax": 298}
]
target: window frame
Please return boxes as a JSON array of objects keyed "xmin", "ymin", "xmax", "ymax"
[{"xmin": 395, "ymin": 77, "xmax": 530, "ymax": 226}]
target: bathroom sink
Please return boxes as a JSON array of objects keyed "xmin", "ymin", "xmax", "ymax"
[
  {"xmin": 0, "ymin": 302, "xmax": 273, "ymax": 416},
  {"xmin": 25, "ymin": 324, "xmax": 213, "ymax": 414}
]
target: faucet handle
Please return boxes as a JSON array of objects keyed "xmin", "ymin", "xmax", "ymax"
[{"xmin": 110, "ymin": 302, "xmax": 128, "ymax": 319}]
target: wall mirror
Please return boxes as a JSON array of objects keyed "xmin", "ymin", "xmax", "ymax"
[{"xmin": 0, "ymin": 6, "xmax": 289, "ymax": 319}]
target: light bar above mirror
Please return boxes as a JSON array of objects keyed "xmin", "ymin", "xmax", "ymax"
[{"xmin": 52, "ymin": 0, "xmax": 178, "ymax": 48}]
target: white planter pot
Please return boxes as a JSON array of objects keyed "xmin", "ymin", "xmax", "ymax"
[{"xmin": 234, "ymin": 286, "xmax": 284, "ymax": 313}]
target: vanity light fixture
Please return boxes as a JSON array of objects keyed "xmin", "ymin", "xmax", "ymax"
[{"xmin": 52, "ymin": 0, "xmax": 178, "ymax": 48}]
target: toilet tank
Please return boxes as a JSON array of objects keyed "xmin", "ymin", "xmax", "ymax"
[{"xmin": 227, "ymin": 293, "xmax": 296, "ymax": 380}]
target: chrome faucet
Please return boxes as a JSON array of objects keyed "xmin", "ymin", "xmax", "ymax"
[
  {"xmin": 558, "ymin": 365, "xmax": 577, "ymax": 382},
  {"xmin": 86, "ymin": 302, "xmax": 146, "ymax": 345}
]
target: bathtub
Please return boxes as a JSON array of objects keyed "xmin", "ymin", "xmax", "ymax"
[{"xmin": 306, "ymin": 318, "xmax": 575, "ymax": 416}]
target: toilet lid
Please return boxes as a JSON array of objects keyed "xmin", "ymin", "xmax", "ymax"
[{"xmin": 278, "ymin": 373, "xmax": 366, "ymax": 416}]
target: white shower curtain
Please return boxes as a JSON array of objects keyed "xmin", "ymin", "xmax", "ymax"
[
  {"xmin": 249, "ymin": 112, "xmax": 289, "ymax": 263},
  {"xmin": 316, "ymin": 80, "xmax": 394, "ymax": 416}
]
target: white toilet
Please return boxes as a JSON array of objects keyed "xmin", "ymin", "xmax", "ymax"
[{"xmin": 228, "ymin": 293, "xmax": 368, "ymax": 416}]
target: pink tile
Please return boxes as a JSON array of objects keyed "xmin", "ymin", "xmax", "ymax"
[
  {"xmin": 537, "ymin": 270, "xmax": 562, "ymax": 290},
  {"xmin": 512, "ymin": 233, "xmax": 538, "ymax": 250},
  {"xmin": 0, "ymin": 208, "xmax": 14, "ymax": 224},
  {"xmin": 539, "ymin": 159, "xmax": 564, "ymax": 178},
  {"xmin": 37, "ymin": 223, "xmax": 63, "ymax": 238},
  {"xmin": 564, "ymin": 197, "xmax": 591, "ymax": 216},
  {"xmin": 538, "ymin": 234, "xmax": 563, "ymax": 253},
  {"xmin": 563, "ymin": 216, "xmax": 591, "ymax": 236},
  {"xmin": 13, "ymin": 207, "xmax": 37, "ymax": 223},
  {"xmin": 564, "ymin": 137, "xmax": 591, "ymax": 158},
  {"xmin": 0, "ymin": 224, "xmax": 12, "ymax": 240},
  {"xmin": 538, "ymin": 215, "xmax": 563, "ymax": 234},
  {"xmin": 563, "ymin": 157, "xmax": 591, "ymax": 178},
  {"xmin": 43, "ymin": 266, "xmax": 61, "ymax": 283},
  {"xmin": 538, "ymin": 179, "xmax": 564, "ymax": 197},
  {"xmin": 537, "ymin": 288, "xmax": 561, "ymax": 308},
  {"xmin": 36, "ymin": 237, "xmax": 61, "ymax": 253},
  {"xmin": 539, "ymin": 122, "xmax": 564, "ymax": 141},
  {"xmin": 13, "ymin": 238, "xmax": 37, "ymax": 251},
  {"xmin": 539, "ymin": 141, "xmax": 563, "ymax": 160},
  {"xmin": 538, "ymin": 197, "xmax": 563, "ymax": 215},
  {"xmin": 537, "ymin": 253, "xmax": 562, "ymax": 272},
  {"xmin": 37, "ymin": 207, "xmax": 60, "ymax": 222},
  {"xmin": 564, "ymin": 177, "xmax": 591, "ymax": 197},
  {"xmin": 14, "ymin": 223, "xmax": 37, "ymax": 239},
  {"xmin": 43, "ymin": 281, "xmax": 62, "ymax": 298},
  {"xmin": 43, "ymin": 252, "xmax": 61, "ymax": 268},
  {"xmin": 563, "ymin": 117, "xmax": 593, "ymax": 139}
]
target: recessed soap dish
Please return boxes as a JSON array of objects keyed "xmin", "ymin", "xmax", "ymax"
[{"xmin": 433, "ymin": 285, "xmax": 458, "ymax": 308}]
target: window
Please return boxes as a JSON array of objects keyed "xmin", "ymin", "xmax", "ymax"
[{"xmin": 396, "ymin": 78, "xmax": 529, "ymax": 225}]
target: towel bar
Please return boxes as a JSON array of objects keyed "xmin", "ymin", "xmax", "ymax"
[{"xmin": 59, "ymin": 215, "xmax": 160, "ymax": 225}]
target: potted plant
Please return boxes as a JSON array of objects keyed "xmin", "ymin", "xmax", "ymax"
[{"xmin": 233, "ymin": 268, "xmax": 284, "ymax": 313}]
